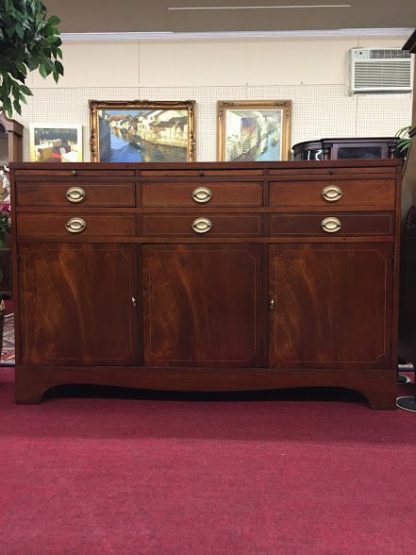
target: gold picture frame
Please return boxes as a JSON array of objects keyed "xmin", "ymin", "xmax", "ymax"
[
  {"xmin": 89, "ymin": 100, "xmax": 196, "ymax": 162},
  {"xmin": 217, "ymin": 100, "xmax": 292, "ymax": 162}
]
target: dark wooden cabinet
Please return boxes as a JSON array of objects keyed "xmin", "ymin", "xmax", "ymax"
[{"xmin": 10, "ymin": 160, "xmax": 404, "ymax": 408}]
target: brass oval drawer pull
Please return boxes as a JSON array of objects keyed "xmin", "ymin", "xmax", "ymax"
[
  {"xmin": 192, "ymin": 187, "xmax": 212, "ymax": 204},
  {"xmin": 192, "ymin": 217, "xmax": 212, "ymax": 234},
  {"xmin": 65, "ymin": 217, "xmax": 87, "ymax": 234},
  {"xmin": 321, "ymin": 185, "xmax": 343, "ymax": 202},
  {"xmin": 321, "ymin": 217, "xmax": 342, "ymax": 233},
  {"xmin": 66, "ymin": 186, "xmax": 86, "ymax": 203}
]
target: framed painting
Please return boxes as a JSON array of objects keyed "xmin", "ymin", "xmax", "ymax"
[
  {"xmin": 217, "ymin": 100, "xmax": 292, "ymax": 162},
  {"xmin": 89, "ymin": 100, "xmax": 196, "ymax": 162},
  {"xmin": 29, "ymin": 124, "xmax": 82, "ymax": 162}
]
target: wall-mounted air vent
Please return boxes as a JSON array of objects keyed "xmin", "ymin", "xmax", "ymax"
[{"xmin": 349, "ymin": 47, "xmax": 413, "ymax": 94}]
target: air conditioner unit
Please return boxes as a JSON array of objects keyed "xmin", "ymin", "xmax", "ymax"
[{"xmin": 349, "ymin": 47, "xmax": 413, "ymax": 94}]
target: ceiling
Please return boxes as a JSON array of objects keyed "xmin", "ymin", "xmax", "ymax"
[{"xmin": 44, "ymin": 1, "xmax": 416, "ymax": 36}]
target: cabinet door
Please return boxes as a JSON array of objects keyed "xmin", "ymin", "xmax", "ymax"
[
  {"xmin": 143, "ymin": 244, "xmax": 263, "ymax": 367},
  {"xmin": 18, "ymin": 244, "xmax": 138, "ymax": 365},
  {"xmin": 269, "ymin": 244, "xmax": 393, "ymax": 369}
]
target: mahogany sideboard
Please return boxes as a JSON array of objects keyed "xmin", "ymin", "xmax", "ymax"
[{"xmin": 10, "ymin": 160, "xmax": 406, "ymax": 407}]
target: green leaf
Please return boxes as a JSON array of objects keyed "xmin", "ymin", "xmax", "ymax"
[
  {"xmin": 395, "ymin": 126, "xmax": 411, "ymax": 139},
  {"xmin": 38, "ymin": 63, "xmax": 49, "ymax": 78},
  {"xmin": 15, "ymin": 23, "xmax": 25, "ymax": 40},
  {"xmin": 19, "ymin": 85, "xmax": 33, "ymax": 96},
  {"xmin": 55, "ymin": 61, "xmax": 64, "ymax": 76},
  {"xmin": 2, "ymin": 97, "xmax": 12, "ymax": 118},
  {"xmin": 1, "ymin": 74, "xmax": 11, "ymax": 97},
  {"xmin": 47, "ymin": 15, "xmax": 61, "ymax": 27},
  {"xmin": 13, "ymin": 99, "xmax": 22, "ymax": 115}
]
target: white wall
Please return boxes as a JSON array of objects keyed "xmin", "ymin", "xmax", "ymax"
[{"xmin": 20, "ymin": 33, "xmax": 413, "ymax": 161}]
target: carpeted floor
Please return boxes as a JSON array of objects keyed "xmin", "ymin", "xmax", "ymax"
[{"xmin": 1, "ymin": 366, "xmax": 416, "ymax": 554}]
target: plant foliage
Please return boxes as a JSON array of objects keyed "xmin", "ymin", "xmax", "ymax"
[
  {"xmin": 395, "ymin": 125, "xmax": 411, "ymax": 155},
  {"xmin": 0, "ymin": 0, "xmax": 63, "ymax": 117}
]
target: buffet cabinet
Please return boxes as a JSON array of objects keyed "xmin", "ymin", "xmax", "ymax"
[{"xmin": 10, "ymin": 160, "xmax": 403, "ymax": 407}]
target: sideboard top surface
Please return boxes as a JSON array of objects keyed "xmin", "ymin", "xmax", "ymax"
[{"xmin": 9, "ymin": 159, "xmax": 403, "ymax": 171}]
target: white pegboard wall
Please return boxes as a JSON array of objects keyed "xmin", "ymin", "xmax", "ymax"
[
  {"xmin": 355, "ymin": 93, "xmax": 413, "ymax": 137},
  {"xmin": 246, "ymin": 84, "xmax": 360, "ymax": 148},
  {"xmin": 19, "ymin": 84, "xmax": 413, "ymax": 162}
]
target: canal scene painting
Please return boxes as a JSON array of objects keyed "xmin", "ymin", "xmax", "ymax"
[
  {"xmin": 217, "ymin": 100, "xmax": 291, "ymax": 162},
  {"xmin": 89, "ymin": 100, "xmax": 196, "ymax": 162}
]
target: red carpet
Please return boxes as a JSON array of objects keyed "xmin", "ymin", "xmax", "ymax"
[{"xmin": 1, "ymin": 367, "xmax": 416, "ymax": 554}]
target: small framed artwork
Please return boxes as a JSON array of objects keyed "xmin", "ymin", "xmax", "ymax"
[
  {"xmin": 89, "ymin": 100, "xmax": 196, "ymax": 162},
  {"xmin": 217, "ymin": 100, "xmax": 292, "ymax": 162},
  {"xmin": 29, "ymin": 124, "xmax": 83, "ymax": 162}
]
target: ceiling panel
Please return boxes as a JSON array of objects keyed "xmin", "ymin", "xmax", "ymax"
[{"xmin": 44, "ymin": 1, "xmax": 416, "ymax": 34}]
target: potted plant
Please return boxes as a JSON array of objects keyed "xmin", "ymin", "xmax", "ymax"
[{"xmin": 0, "ymin": 0, "xmax": 63, "ymax": 117}]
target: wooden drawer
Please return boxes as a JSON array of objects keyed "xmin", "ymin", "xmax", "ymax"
[
  {"xmin": 16, "ymin": 182, "xmax": 136, "ymax": 207},
  {"xmin": 269, "ymin": 213, "xmax": 394, "ymax": 236},
  {"xmin": 17, "ymin": 214, "xmax": 136, "ymax": 237},
  {"xmin": 269, "ymin": 179, "xmax": 395, "ymax": 210},
  {"xmin": 142, "ymin": 182, "xmax": 262, "ymax": 207},
  {"xmin": 142, "ymin": 214, "xmax": 263, "ymax": 237}
]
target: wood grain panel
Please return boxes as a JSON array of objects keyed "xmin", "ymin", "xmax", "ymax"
[
  {"xmin": 143, "ymin": 244, "xmax": 263, "ymax": 367},
  {"xmin": 269, "ymin": 244, "xmax": 393, "ymax": 369},
  {"xmin": 18, "ymin": 244, "xmax": 138, "ymax": 365}
]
